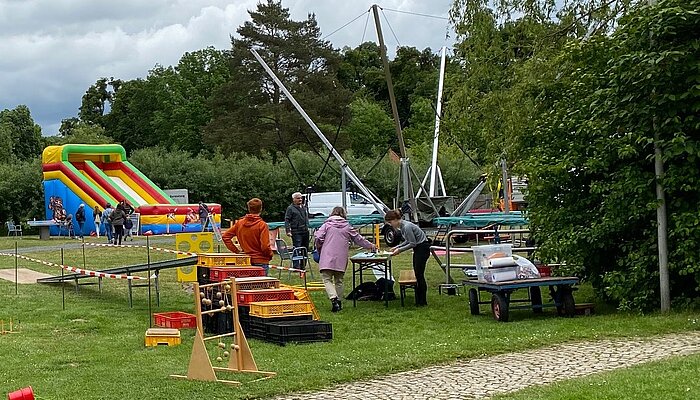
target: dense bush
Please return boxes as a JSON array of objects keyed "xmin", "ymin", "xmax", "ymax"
[{"xmin": 0, "ymin": 159, "xmax": 44, "ymax": 225}]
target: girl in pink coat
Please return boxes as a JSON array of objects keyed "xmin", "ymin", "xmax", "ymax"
[{"xmin": 314, "ymin": 207, "xmax": 376, "ymax": 312}]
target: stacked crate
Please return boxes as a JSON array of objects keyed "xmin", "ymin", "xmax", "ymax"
[{"xmin": 235, "ymin": 277, "xmax": 332, "ymax": 346}]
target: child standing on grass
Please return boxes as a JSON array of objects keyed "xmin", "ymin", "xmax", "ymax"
[
  {"xmin": 315, "ymin": 207, "xmax": 376, "ymax": 312},
  {"xmin": 93, "ymin": 205, "xmax": 102, "ymax": 238},
  {"xmin": 222, "ymin": 198, "xmax": 274, "ymax": 275},
  {"xmin": 385, "ymin": 209, "xmax": 430, "ymax": 307}
]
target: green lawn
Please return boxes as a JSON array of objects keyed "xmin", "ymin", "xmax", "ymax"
[
  {"xmin": 0, "ymin": 236, "xmax": 698, "ymax": 399},
  {"xmin": 496, "ymin": 353, "xmax": 700, "ymax": 400}
]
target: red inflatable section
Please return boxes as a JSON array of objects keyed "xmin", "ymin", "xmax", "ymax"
[{"xmin": 136, "ymin": 204, "xmax": 222, "ymax": 215}]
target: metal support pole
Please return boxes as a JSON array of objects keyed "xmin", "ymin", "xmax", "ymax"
[
  {"xmin": 14, "ymin": 242, "xmax": 18, "ymax": 295},
  {"xmin": 371, "ymin": 4, "xmax": 417, "ymax": 218},
  {"xmin": 250, "ymin": 48, "xmax": 388, "ymax": 215},
  {"xmin": 147, "ymin": 236, "xmax": 152, "ymax": 327},
  {"xmin": 341, "ymin": 166, "xmax": 348, "ymax": 211},
  {"xmin": 501, "ymin": 158, "xmax": 510, "ymax": 214},
  {"xmin": 61, "ymin": 248, "xmax": 65, "ymax": 310},
  {"xmin": 81, "ymin": 237, "xmax": 86, "ymax": 271}
]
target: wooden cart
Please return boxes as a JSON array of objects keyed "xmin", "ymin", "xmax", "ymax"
[{"xmin": 463, "ymin": 276, "xmax": 580, "ymax": 322}]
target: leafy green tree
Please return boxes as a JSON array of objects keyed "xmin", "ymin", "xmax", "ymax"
[
  {"xmin": 205, "ymin": 0, "xmax": 352, "ymax": 155},
  {"xmin": 343, "ymin": 97, "xmax": 394, "ymax": 157},
  {"xmin": 0, "ymin": 105, "xmax": 42, "ymax": 161},
  {"xmin": 79, "ymin": 77, "xmax": 121, "ymax": 126},
  {"xmin": 0, "ymin": 159, "xmax": 43, "ymax": 224}
]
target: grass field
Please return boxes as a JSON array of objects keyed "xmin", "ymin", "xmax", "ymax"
[{"xmin": 0, "ymin": 235, "xmax": 698, "ymax": 399}]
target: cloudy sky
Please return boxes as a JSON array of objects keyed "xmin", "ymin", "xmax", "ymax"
[{"xmin": 0, "ymin": 0, "xmax": 454, "ymax": 136}]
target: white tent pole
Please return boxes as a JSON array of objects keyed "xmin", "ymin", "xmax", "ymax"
[{"xmin": 429, "ymin": 46, "xmax": 447, "ymax": 197}]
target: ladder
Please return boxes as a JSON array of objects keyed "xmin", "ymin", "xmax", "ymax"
[
  {"xmin": 207, "ymin": 214, "xmax": 223, "ymax": 242},
  {"xmin": 432, "ymin": 224, "xmax": 450, "ymax": 247}
]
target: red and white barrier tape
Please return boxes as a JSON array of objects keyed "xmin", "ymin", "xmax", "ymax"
[
  {"xmin": 0, "ymin": 252, "xmax": 146, "ymax": 280},
  {"xmin": 82, "ymin": 242, "xmax": 197, "ymax": 256},
  {"xmin": 81, "ymin": 243, "xmax": 308, "ymax": 275}
]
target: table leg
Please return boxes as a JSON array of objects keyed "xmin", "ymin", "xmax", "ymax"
[
  {"xmin": 384, "ymin": 262, "xmax": 389, "ymax": 308},
  {"xmin": 352, "ymin": 263, "xmax": 357, "ymax": 308}
]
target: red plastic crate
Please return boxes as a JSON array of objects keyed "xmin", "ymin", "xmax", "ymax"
[
  {"xmin": 209, "ymin": 266, "xmax": 266, "ymax": 282},
  {"xmin": 237, "ymin": 288, "xmax": 296, "ymax": 306},
  {"xmin": 536, "ymin": 265, "xmax": 552, "ymax": 277},
  {"xmin": 153, "ymin": 311, "xmax": 197, "ymax": 329}
]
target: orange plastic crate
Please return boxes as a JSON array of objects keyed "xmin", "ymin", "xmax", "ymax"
[
  {"xmin": 237, "ymin": 288, "xmax": 296, "ymax": 306},
  {"xmin": 153, "ymin": 311, "xmax": 197, "ymax": 329},
  {"xmin": 249, "ymin": 300, "xmax": 313, "ymax": 318},
  {"xmin": 197, "ymin": 252, "xmax": 251, "ymax": 267},
  {"xmin": 209, "ymin": 266, "xmax": 265, "ymax": 282},
  {"xmin": 235, "ymin": 276, "xmax": 281, "ymax": 291}
]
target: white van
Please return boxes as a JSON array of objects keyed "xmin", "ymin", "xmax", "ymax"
[{"xmin": 305, "ymin": 192, "xmax": 380, "ymax": 218}]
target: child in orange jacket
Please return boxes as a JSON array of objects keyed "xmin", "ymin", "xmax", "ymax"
[{"xmin": 222, "ymin": 198, "xmax": 274, "ymax": 275}]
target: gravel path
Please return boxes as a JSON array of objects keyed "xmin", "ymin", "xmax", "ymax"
[{"xmin": 273, "ymin": 331, "xmax": 700, "ymax": 399}]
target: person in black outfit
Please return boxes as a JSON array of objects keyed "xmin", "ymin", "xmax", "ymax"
[
  {"xmin": 75, "ymin": 204, "xmax": 86, "ymax": 239},
  {"xmin": 109, "ymin": 204, "xmax": 127, "ymax": 245},
  {"xmin": 198, "ymin": 201, "xmax": 210, "ymax": 232},
  {"xmin": 385, "ymin": 209, "xmax": 430, "ymax": 306},
  {"xmin": 284, "ymin": 192, "xmax": 309, "ymax": 269}
]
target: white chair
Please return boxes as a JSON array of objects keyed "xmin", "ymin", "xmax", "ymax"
[{"xmin": 6, "ymin": 221, "xmax": 22, "ymax": 238}]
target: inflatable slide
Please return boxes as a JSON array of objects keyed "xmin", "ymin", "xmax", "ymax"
[{"xmin": 42, "ymin": 144, "xmax": 220, "ymax": 236}]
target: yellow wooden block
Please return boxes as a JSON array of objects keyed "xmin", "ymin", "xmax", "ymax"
[
  {"xmin": 176, "ymin": 232, "xmax": 214, "ymax": 282},
  {"xmin": 145, "ymin": 328, "xmax": 181, "ymax": 347}
]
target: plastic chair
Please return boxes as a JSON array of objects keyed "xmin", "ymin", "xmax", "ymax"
[
  {"xmin": 275, "ymin": 238, "xmax": 312, "ymax": 279},
  {"xmin": 5, "ymin": 221, "xmax": 22, "ymax": 238}
]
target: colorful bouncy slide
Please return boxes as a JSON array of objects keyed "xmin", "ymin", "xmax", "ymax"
[{"xmin": 42, "ymin": 144, "xmax": 221, "ymax": 236}]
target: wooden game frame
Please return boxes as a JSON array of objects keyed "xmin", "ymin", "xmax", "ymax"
[{"xmin": 170, "ymin": 280, "xmax": 276, "ymax": 385}]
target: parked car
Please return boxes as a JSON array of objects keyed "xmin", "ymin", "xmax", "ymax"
[{"xmin": 305, "ymin": 192, "xmax": 381, "ymax": 218}]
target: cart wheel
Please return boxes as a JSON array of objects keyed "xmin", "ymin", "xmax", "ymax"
[
  {"xmin": 491, "ymin": 293, "xmax": 509, "ymax": 322},
  {"xmin": 556, "ymin": 290, "xmax": 576, "ymax": 317},
  {"xmin": 384, "ymin": 228, "xmax": 400, "ymax": 247},
  {"xmin": 469, "ymin": 288, "xmax": 480, "ymax": 315},
  {"xmin": 530, "ymin": 286, "xmax": 543, "ymax": 314}
]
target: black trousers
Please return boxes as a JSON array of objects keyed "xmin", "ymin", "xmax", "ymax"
[
  {"xmin": 413, "ymin": 241, "xmax": 431, "ymax": 306},
  {"xmin": 291, "ymin": 230, "xmax": 309, "ymax": 269},
  {"xmin": 113, "ymin": 225, "xmax": 124, "ymax": 245}
]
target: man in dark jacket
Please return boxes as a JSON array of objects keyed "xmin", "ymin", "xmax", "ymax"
[
  {"xmin": 75, "ymin": 204, "xmax": 86, "ymax": 239},
  {"xmin": 198, "ymin": 201, "xmax": 210, "ymax": 232},
  {"xmin": 284, "ymin": 192, "xmax": 309, "ymax": 269}
]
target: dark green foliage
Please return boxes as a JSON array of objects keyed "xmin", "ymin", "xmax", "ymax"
[
  {"xmin": 0, "ymin": 158, "xmax": 43, "ymax": 224},
  {"xmin": 522, "ymin": 0, "xmax": 700, "ymax": 310},
  {"xmin": 0, "ymin": 105, "xmax": 43, "ymax": 161}
]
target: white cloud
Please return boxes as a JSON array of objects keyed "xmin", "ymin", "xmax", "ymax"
[{"xmin": 0, "ymin": 0, "xmax": 453, "ymax": 136}]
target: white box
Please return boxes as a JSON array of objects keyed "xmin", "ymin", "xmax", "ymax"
[{"xmin": 473, "ymin": 244, "xmax": 515, "ymax": 283}]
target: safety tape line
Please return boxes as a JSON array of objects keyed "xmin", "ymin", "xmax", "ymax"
[
  {"xmin": 0, "ymin": 252, "xmax": 146, "ymax": 280},
  {"xmin": 81, "ymin": 242, "xmax": 307, "ymax": 275}
]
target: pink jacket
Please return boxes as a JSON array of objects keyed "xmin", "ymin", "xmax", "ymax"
[{"xmin": 314, "ymin": 216, "xmax": 374, "ymax": 272}]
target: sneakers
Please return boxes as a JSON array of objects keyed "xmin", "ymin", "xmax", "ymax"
[{"xmin": 331, "ymin": 298, "xmax": 342, "ymax": 313}]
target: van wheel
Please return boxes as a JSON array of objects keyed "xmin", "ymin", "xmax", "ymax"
[{"xmin": 384, "ymin": 228, "xmax": 400, "ymax": 247}]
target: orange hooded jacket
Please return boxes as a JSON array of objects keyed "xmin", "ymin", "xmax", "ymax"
[{"xmin": 222, "ymin": 214, "xmax": 273, "ymax": 264}]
